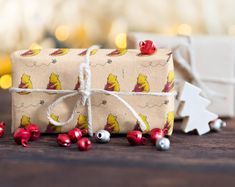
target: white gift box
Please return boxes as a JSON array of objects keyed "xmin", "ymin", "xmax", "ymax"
[{"xmin": 128, "ymin": 33, "xmax": 235, "ymax": 117}]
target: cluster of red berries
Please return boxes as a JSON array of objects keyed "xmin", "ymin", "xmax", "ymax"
[
  {"xmin": 0, "ymin": 121, "xmax": 92, "ymax": 151},
  {"xmin": 13, "ymin": 124, "xmax": 40, "ymax": 147},
  {"xmin": 127, "ymin": 128, "xmax": 167, "ymax": 145},
  {"xmin": 57, "ymin": 128, "xmax": 92, "ymax": 151},
  {"xmin": 0, "ymin": 121, "xmax": 169, "ymax": 151},
  {"xmin": 1, "ymin": 121, "xmax": 40, "ymax": 147}
]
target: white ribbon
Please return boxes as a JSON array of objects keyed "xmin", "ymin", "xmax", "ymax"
[
  {"xmin": 173, "ymin": 36, "xmax": 235, "ymax": 99},
  {"xmin": 11, "ymin": 45, "xmax": 176, "ymax": 136}
]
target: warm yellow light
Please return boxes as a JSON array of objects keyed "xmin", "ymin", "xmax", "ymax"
[
  {"xmin": 55, "ymin": 25, "xmax": 70, "ymax": 41},
  {"xmin": 177, "ymin": 24, "xmax": 192, "ymax": 36},
  {"xmin": 29, "ymin": 43, "xmax": 42, "ymax": 50},
  {"xmin": 228, "ymin": 25, "xmax": 235, "ymax": 35},
  {"xmin": 0, "ymin": 74, "xmax": 12, "ymax": 89},
  {"xmin": 115, "ymin": 33, "xmax": 127, "ymax": 49},
  {"xmin": 0, "ymin": 55, "xmax": 11, "ymax": 76}
]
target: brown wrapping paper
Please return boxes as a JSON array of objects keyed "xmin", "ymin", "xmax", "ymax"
[{"xmin": 11, "ymin": 48, "xmax": 175, "ymax": 135}]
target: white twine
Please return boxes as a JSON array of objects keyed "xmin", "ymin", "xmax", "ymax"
[
  {"xmin": 173, "ymin": 37, "xmax": 235, "ymax": 99},
  {"xmin": 10, "ymin": 45, "xmax": 176, "ymax": 136}
]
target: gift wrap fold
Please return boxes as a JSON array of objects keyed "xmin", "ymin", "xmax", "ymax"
[
  {"xmin": 128, "ymin": 33, "xmax": 235, "ymax": 117},
  {"xmin": 11, "ymin": 48, "xmax": 175, "ymax": 135}
]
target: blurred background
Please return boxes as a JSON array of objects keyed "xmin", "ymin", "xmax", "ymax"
[{"xmin": 1, "ymin": 0, "xmax": 235, "ymax": 89}]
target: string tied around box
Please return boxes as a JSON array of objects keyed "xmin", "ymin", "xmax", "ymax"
[{"xmin": 10, "ymin": 45, "xmax": 176, "ymax": 136}]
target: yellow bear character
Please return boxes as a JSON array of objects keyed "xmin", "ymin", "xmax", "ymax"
[
  {"xmin": 19, "ymin": 115, "xmax": 31, "ymax": 128},
  {"xmin": 47, "ymin": 73, "xmax": 62, "ymax": 90},
  {"xmin": 18, "ymin": 74, "xmax": 33, "ymax": 94},
  {"xmin": 162, "ymin": 71, "xmax": 174, "ymax": 92},
  {"xmin": 163, "ymin": 111, "xmax": 174, "ymax": 135},
  {"xmin": 45, "ymin": 114, "xmax": 61, "ymax": 133},
  {"xmin": 104, "ymin": 74, "xmax": 120, "ymax": 91},
  {"xmin": 133, "ymin": 74, "xmax": 150, "ymax": 92},
  {"xmin": 76, "ymin": 114, "xmax": 88, "ymax": 130},
  {"xmin": 104, "ymin": 114, "xmax": 120, "ymax": 133},
  {"xmin": 134, "ymin": 114, "xmax": 150, "ymax": 133}
]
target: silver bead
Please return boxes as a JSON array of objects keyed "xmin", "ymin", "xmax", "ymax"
[
  {"xmin": 95, "ymin": 130, "xmax": 110, "ymax": 143},
  {"xmin": 156, "ymin": 137, "xmax": 170, "ymax": 151},
  {"xmin": 210, "ymin": 119, "xmax": 226, "ymax": 132}
]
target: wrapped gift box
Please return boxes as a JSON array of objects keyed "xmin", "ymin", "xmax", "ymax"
[
  {"xmin": 128, "ymin": 33, "xmax": 235, "ymax": 117},
  {"xmin": 11, "ymin": 48, "xmax": 175, "ymax": 135}
]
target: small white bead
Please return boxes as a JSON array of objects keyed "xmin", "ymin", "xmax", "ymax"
[
  {"xmin": 95, "ymin": 130, "xmax": 110, "ymax": 143},
  {"xmin": 156, "ymin": 138, "xmax": 170, "ymax": 151},
  {"xmin": 210, "ymin": 119, "xmax": 226, "ymax": 132}
]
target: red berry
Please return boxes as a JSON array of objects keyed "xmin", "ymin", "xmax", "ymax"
[
  {"xmin": 68, "ymin": 128, "xmax": 82, "ymax": 143},
  {"xmin": 13, "ymin": 128, "xmax": 31, "ymax": 147},
  {"xmin": 57, "ymin": 134, "xmax": 71, "ymax": 147},
  {"xmin": 0, "ymin": 122, "xmax": 6, "ymax": 138},
  {"xmin": 81, "ymin": 129, "xmax": 88, "ymax": 136},
  {"xmin": 77, "ymin": 138, "xmax": 92, "ymax": 151},
  {"xmin": 26, "ymin": 124, "xmax": 40, "ymax": 141},
  {"xmin": 139, "ymin": 40, "xmax": 156, "ymax": 55},
  {"xmin": 149, "ymin": 128, "xmax": 165, "ymax": 143},
  {"xmin": 127, "ymin": 130, "xmax": 147, "ymax": 146}
]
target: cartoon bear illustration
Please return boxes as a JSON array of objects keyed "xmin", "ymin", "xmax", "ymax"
[
  {"xmin": 47, "ymin": 73, "xmax": 62, "ymax": 90},
  {"xmin": 163, "ymin": 111, "xmax": 174, "ymax": 135},
  {"xmin": 45, "ymin": 114, "xmax": 61, "ymax": 133},
  {"xmin": 19, "ymin": 115, "xmax": 31, "ymax": 128},
  {"xmin": 133, "ymin": 114, "xmax": 150, "ymax": 133},
  {"xmin": 21, "ymin": 49, "xmax": 41, "ymax": 57},
  {"xmin": 50, "ymin": 48, "xmax": 69, "ymax": 56},
  {"xmin": 74, "ymin": 76, "xmax": 80, "ymax": 90},
  {"xmin": 162, "ymin": 71, "xmax": 174, "ymax": 92},
  {"xmin": 76, "ymin": 114, "xmax": 89, "ymax": 130},
  {"xmin": 133, "ymin": 74, "xmax": 150, "ymax": 92},
  {"xmin": 18, "ymin": 74, "xmax": 33, "ymax": 94},
  {"xmin": 104, "ymin": 114, "xmax": 120, "ymax": 133},
  {"xmin": 107, "ymin": 48, "xmax": 127, "ymax": 56},
  {"xmin": 104, "ymin": 74, "xmax": 120, "ymax": 92}
]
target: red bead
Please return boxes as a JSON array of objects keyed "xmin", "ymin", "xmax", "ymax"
[
  {"xmin": 77, "ymin": 138, "xmax": 92, "ymax": 151},
  {"xmin": 13, "ymin": 128, "xmax": 31, "ymax": 147},
  {"xmin": 139, "ymin": 40, "xmax": 156, "ymax": 55},
  {"xmin": 26, "ymin": 124, "xmax": 40, "ymax": 141},
  {"xmin": 0, "ymin": 121, "xmax": 6, "ymax": 138},
  {"xmin": 149, "ymin": 128, "xmax": 165, "ymax": 143},
  {"xmin": 126, "ymin": 130, "xmax": 147, "ymax": 145},
  {"xmin": 68, "ymin": 128, "xmax": 82, "ymax": 143},
  {"xmin": 57, "ymin": 134, "xmax": 71, "ymax": 147},
  {"xmin": 81, "ymin": 129, "xmax": 88, "ymax": 136}
]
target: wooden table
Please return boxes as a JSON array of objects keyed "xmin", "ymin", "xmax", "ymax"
[{"xmin": 0, "ymin": 90, "xmax": 235, "ymax": 187}]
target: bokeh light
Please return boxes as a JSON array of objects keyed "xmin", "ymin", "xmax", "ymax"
[
  {"xmin": 177, "ymin": 24, "xmax": 192, "ymax": 36},
  {"xmin": 0, "ymin": 74, "xmax": 12, "ymax": 89},
  {"xmin": 29, "ymin": 43, "xmax": 42, "ymax": 50},
  {"xmin": 55, "ymin": 25, "xmax": 70, "ymax": 42},
  {"xmin": 115, "ymin": 33, "xmax": 127, "ymax": 49}
]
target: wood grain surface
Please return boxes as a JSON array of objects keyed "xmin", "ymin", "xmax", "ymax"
[{"xmin": 0, "ymin": 90, "xmax": 234, "ymax": 187}]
